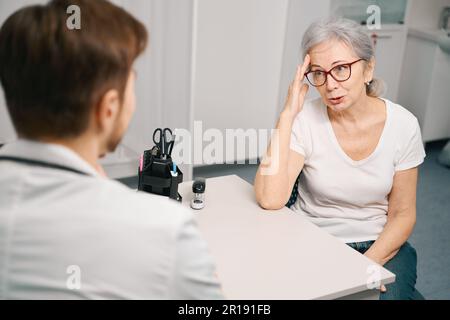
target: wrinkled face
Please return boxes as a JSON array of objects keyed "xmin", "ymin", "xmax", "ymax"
[
  {"xmin": 307, "ymin": 39, "xmax": 374, "ymax": 112},
  {"xmin": 107, "ymin": 71, "xmax": 136, "ymax": 152}
]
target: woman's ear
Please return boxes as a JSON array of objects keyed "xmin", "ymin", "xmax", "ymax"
[
  {"xmin": 364, "ymin": 57, "xmax": 376, "ymax": 83},
  {"xmin": 95, "ymin": 89, "xmax": 121, "ymax": 134}
]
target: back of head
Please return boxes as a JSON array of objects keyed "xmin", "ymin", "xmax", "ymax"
[
  {"xmin": 301, "ymin": 16, "xmax": 385, "ymax": 97},
  {"xmin": 0, "ymin": 0, "xmax": 148, "ymax": 140}
]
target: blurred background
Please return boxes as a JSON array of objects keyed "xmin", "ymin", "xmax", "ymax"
[{"xmin": 0, "ymin": 0, "xmax": 449, "ymax": 299}]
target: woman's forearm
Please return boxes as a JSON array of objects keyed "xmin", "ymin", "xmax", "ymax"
[
  {"xmin": 254, "ymin": 57, "xmax": 310, "ymax": 210},
  {"xmin": 254, "ymin": 111, "xmax": 294, "ymax": 209},
  {"xmin": 365, "ymin": 211, "xmax": 416, "ymax": 266}
]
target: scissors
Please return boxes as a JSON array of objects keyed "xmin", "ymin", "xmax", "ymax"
[{"xmin": 153, "ymin": 128, "xmax": 174, "ymax": 157}]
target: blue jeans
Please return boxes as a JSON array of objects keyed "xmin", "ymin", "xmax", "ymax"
[{"xmin": 346, "ymin": 241, "xmax": 425, "ymax": 300}]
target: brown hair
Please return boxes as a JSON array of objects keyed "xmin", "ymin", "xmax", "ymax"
[{"xmin": 0, "ymin": 0, "xmax": 148, "ymax": 139}]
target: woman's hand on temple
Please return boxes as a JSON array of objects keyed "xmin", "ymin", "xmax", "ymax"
[{"xmin": 282, "ymin": 54, "xmax": 310, "ymax": 121}]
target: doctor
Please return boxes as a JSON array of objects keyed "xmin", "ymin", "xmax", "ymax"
[{"xmin": 0, "ymin": 0, "xmax": 222, "ymax": 299}]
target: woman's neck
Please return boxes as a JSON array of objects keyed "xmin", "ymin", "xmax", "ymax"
[{"xmin": 328, "ymin": 94, "xmax": 379, "ymax": 125}]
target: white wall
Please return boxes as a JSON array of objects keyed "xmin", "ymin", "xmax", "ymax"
[
  {"xmin": 101, "ymin": 0, "xmax": 195, "ymax": 179},
  {"xmin": 192, "ymin": 0, "xmax": 289, "ymax": 163}
]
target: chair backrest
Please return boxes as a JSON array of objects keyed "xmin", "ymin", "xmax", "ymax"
[{"xmin": 285, "ymin": 174, "xmax": 301, "ymax": 208}]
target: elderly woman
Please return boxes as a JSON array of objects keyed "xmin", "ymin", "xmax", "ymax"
[{"xmin": 254, "ymin": 17, "xmax": 426, "ymax": 300}]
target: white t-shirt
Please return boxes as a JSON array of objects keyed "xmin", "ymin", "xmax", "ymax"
[{"xmin": 289, "ymin": 97, "xmax": 426, "ymax": 243}]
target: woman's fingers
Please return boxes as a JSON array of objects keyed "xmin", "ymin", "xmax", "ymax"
[
  {"xmin": 300, "ymin": 54, "xmax": 311, "ymax": 80},
  {"xmin": 298, "ymin": 83, "xmax": 309, "ymax": 105},
  {"xmin": 284, "ymin": 54, "xmax": 311, "ymax": 117},
  {"xmin": 380, "ymin": 285, "xmax": 387, "ymax": 293},
  {"xmin": 294, "ymin": 55, "xmax": 311, "ymax": 108},
  {"xmin": 292, "ymin": 65, "xmax": 302, "ymax": 90},
  {"xmin": 285, "ymin": 84, "xmax": 293, "ymax": 107},
  {"xmin": 292, "ymin": 54, "xmax": 310, "ymax": 94}
]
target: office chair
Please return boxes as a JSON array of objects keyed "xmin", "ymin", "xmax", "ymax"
[{"xmin": 285, "ymin": 174, "xmax": 301, "ymax": 208}]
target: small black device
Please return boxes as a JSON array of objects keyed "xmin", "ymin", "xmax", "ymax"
[
  {"xmin": 190, "ymin": 178, "xmax": 206, "ymax": 210},
  {"xmin": 138, "ymin": 128, "xmax": 182, "ymax": 201}
]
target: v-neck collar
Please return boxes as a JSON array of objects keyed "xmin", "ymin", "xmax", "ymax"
[{"xmin": 322, "ymin": 98, "xmax": 390, "ymax": 166}]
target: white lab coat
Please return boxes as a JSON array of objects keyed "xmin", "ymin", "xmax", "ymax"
[{"xmin": 0, "ymin": 140, "xmax": 223, "ymax": 299}]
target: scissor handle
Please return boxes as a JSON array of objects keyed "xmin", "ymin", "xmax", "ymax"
[
  {"xmin": 153, "ymin": 128, "xmax": 174, "ymax": 156},
  {"xmin": 153, "ymin": 128, "xmax": 173, "ymax": 142},
  {"xmin": 162, "ymin": 128, "xmax": 173, "ymax": 143},
  {"xmin": 153, "ymin": 128, "xmax": 163, "ymax": 144}
]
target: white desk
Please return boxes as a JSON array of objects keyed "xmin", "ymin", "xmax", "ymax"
[{"xmin": 178, "ymin": 175, "xmax": 395, "ymax": 300}]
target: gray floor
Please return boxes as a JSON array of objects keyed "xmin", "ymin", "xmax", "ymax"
[
  {"xmin": 119, "ymin": 139, "xmax": 450, "ymax": 299},
  {"xmin": 408, "ymin": 140, "xmax": 450, "ymax": 299}
]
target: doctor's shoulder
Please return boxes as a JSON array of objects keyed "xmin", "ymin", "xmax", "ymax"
[{"xmin": 95, "ymin": 178, "xmax": 192, "ymax": 228}]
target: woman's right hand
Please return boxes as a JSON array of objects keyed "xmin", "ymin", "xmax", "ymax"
[{"xmin": 282, "ymin": 54, "xmax": 310, "ymax": 121}]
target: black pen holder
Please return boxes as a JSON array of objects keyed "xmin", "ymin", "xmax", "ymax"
[{"xmin": 138, "ymin": 149, "xmax": 183, "ymax": 202}]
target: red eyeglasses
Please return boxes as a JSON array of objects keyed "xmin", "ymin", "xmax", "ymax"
[{"xmin": 304, "ymin": 58, "xmax": 366, "ymax": 87}]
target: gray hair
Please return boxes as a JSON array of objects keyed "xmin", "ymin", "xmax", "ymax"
[{"xmin": 301, "ymin": 17, "xmax": 384, "ymax": 97}]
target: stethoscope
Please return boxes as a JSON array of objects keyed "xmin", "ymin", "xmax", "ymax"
[{"xmin": 0, "ymin": 156, "xmax": 90, "ymax": 176}]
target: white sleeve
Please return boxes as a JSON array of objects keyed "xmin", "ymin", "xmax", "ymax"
[
  {"xmin": 290, "ymin": 110, "xmax": 311, "ymax": 159},
  {"xmin": 394, "ymin": 118, "xmax": 426, "ymax": 171},
  {"xmin": 169, "ymin": 214, "xmax": 224, "ymax": 299}
]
